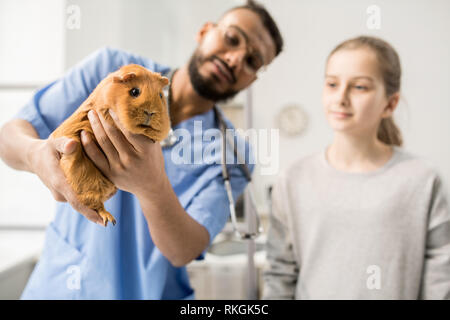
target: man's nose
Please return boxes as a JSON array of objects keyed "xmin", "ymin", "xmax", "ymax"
[{"xmin": 224, "ymin": 48, "xmax": 246, "ymax": 75}]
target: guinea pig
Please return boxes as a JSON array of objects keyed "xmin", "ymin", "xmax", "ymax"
[{"xmin": 50, "ymin": 64, "xmax": 170, "ymax": 226}]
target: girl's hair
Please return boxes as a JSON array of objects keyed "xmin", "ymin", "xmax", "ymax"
[{"xmin": 328, "ymin": 36, "xmax": 403, "ymax": 146}]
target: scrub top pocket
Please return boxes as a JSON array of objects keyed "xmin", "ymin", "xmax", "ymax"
[{"xmin": 21, "ymin": 223, "xmax": 85, "ymax": 299}]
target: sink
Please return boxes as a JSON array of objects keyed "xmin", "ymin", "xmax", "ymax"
[{"xmin": 188, "ymin": 236, "xmax": 268, "ymax": 299}]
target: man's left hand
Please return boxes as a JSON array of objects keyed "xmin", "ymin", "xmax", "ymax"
[{"xmin": 81, "ymin": 109, "xmax": 167, "ymax": 197}]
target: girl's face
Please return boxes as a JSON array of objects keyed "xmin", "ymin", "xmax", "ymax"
[{"xmin": 322, "ymin": 47, "xmax": 395, "ymax": 137}]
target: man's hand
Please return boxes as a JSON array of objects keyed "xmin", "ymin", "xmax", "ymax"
[
  {"xmin": 81, "ymin": 109, "xmax": 167, "ymax": 197},
  {"xmin": 28, "ymin": 136, "xmax": 103, "ymax": 225}
]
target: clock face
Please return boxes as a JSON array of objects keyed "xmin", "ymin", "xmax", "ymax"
[{"xmin": 276, "ymin": 105, "xmax": 308, "ymax": 137}]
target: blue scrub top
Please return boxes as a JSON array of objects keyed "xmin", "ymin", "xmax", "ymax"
[{"xmin": 13, "ymin": 47, "xmax": 253, "ymax": 299}]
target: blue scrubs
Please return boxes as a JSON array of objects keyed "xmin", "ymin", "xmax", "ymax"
[{"xmin": 13, "ymin": 47, "xmax": 252, "ymax": 299}]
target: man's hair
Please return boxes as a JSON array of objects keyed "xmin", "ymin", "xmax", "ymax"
[{"xmin": 226, "ymin": 0, "xmax": 284, "ymax": 57}]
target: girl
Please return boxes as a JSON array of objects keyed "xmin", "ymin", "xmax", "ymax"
[{"xmin": 263, "ymin": 36, "xmax": 450, "ymax": 299}]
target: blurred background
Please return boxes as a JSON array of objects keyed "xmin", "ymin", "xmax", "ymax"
[{"xmin": 0, "ymin": 0, "xmax": 449, "ymax": 299}]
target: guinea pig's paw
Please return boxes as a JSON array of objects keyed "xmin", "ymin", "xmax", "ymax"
[{"xmin": 97, "ymin": 208, "xmax": 116, "ymax": 227}]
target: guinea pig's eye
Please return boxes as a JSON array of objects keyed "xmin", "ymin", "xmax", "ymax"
[
  {"xmin": 129, "ymin": 88, "xmax": 141, "ymax": 98},
  {"xmin": 159, "ymin": 92, "xmax": 163, "ymax": 99}
]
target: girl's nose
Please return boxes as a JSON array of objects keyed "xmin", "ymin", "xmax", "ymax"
[{"xmin": 336, "ymin": 85, "xmax": 350, "ymax": 107}]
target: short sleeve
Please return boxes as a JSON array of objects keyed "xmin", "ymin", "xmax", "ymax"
[{"xmin": 12, "ymin": 47, "xmax": 166, "ymax": 139}]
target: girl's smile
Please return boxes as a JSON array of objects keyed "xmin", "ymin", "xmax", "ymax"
[{"xmin": 330, "ymin": 110, "xmax": 353, "ymax": 119}]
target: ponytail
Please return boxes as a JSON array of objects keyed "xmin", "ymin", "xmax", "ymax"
[{"xmin": 377, "ymin": 117, "xmax": 402, "ymax": 146}]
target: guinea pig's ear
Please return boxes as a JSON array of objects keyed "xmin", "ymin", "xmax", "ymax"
[
  {"xmin": 159, "ymin": 76, "xmax": 169, "ymax": 87},
  {"xmin": 113, "ymin": 72, "xmax": 136, "ymax": 83}
]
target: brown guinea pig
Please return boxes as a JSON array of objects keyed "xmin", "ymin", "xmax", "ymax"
[{"xmin": 50, "ymin": 64, "xmax": 170, "ymax": 226}]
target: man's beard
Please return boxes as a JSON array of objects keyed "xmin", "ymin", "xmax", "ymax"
[{"xmin": 188, "ymin": 50, "xmax": 239, "ymax": 102}]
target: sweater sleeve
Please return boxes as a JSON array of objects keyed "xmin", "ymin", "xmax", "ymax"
[
  {"xmin": 262, "ymin": 174, "xmax": 300, "ymax": 299},
  {"xmin": 419, "ymin": 175, "xmax": 450, "ymax": 300}
]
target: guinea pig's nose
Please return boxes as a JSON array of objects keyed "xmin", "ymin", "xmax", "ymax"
[{"xmin": 144, "ymin": 110, "xmax": 156, "ymax": 126}]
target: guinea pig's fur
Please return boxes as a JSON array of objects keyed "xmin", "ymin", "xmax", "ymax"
[{"xmin": 50, "ymin": 64, "xmax": 170, "ymax": 226}]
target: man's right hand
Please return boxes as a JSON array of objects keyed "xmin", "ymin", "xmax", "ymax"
[{"xmin": 27, "ymin": 136, "xmax": 103, "ymax": 225}]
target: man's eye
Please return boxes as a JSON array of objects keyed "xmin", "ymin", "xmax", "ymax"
[
  {"xmin": 327, "ymin": 82, "xmax": 337, "ymax": 88},
  {"xmin": 246, "ymin": 55, "xmax": 261, "ymax": 70},
  {"xmin": 225, "ymin": 34, "xmax": 240, "ymax": 47},
  {"xmin": 129, "ymin": 88, "xmax": 141, "ymax": 97}
]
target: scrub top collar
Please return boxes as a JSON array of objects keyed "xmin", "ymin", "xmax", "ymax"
[{"xmin": 161, "ymin": 68, "xmax": 178, "ymax": 148}]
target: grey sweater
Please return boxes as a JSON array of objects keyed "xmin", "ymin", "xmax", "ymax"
[{"xmin": 263, "ymin": 147, "xmax": 450, "ymax": 299}]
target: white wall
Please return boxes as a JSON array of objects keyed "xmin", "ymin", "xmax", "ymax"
[
  {"xmin": 0, "ymin": 0, "xmax": 65, "ymax": 226},
  {"xmin": 0, "ymin": 0, "xmax": 65, "ymax": 84},
  {"xmin": 64, "ymin": 0, "xmax": 239, "ymax": 69}
]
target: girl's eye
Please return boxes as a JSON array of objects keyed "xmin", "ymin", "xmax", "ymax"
[
  {"xmin": 354, "ymin": 85, "xmax": 368, "ymax": 90},
  {"xmin": 327, "ymin": 82, "xmax": 337, "ymax": 88},
  {"xmin": 129, "ymin": 88, "xmax": 141, "ymax": 97}
]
